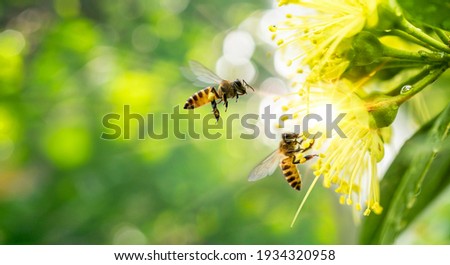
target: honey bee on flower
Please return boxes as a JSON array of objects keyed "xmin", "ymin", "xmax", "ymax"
[{"xmin": 274, "ymin": 81, "xmax": 384, "ymax": 225}]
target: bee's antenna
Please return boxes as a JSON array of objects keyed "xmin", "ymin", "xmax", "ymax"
[
  {"xmin": 243, "ymin": 80, "xmax": 255, "ymax": 91},
  {"xmin": 302, "ymin": 131, "xmax": 320, "ymax": 140}
]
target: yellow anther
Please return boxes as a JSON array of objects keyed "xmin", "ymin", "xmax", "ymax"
[
  {"xmin": 372, "ymin": 202, "xmax": 383, "ymax": 214},
  {"xmin": 339, "ymin": 195, "xmax": 345, "ymax": 205},
  {"xmin": 331, "ymin": 175, "xmax": 339, "ymax": 183},
  {"xmin": 346, "ymin": 198, "xmax": 352, "ymax": 205},
  {"xmin": 269, "ymin": 25, "xmax": 277, "ymax": 32}
]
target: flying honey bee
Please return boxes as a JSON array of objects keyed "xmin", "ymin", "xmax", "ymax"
[
  {"xmin": 183, "ymin": 61, "xmax": 254, "ymax": 121},
  {"xmin": 248, "ymin": 133, "xmax": 318, "ymax": 191}
]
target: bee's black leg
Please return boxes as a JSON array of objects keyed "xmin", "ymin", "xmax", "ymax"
[
  {"xmin": 303, "ymin": 154, "xmax": 318, "ymax": 161},
  {"xmin": 211, "ymin": 100, "xmax": 220, "ymax": 122},
  {"xmin": 236, "ymin": 94, "xmax": 239, "ymax": 102},
  {"xmin": 210, "ymin": 87, "xmax": 220, "ymax": 98},
  {"xmin": 293, "ymin": 154, "xmax": 318, "ymax": 164},
  {"xmin": 223, "ymin": 95, "xmax": 228, "ymax": 112}
]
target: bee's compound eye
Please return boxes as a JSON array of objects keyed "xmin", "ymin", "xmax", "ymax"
[
  {"xmin": 281, "ymin": 133, "xmax": 292, "ymax": 143},
  {"xmin": 282, "ymin": 133, "xmax": 297, "ymax": 143}
]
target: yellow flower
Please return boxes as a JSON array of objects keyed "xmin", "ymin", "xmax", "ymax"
[
  {"xmin": 280, "ymin": 80, "xmax": 384, "ymax": 226},
  {"xmin": 271, "ymin": 0, "xmax": 379, "ymax": 83}
]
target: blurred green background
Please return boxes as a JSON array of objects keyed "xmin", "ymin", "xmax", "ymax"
[{"xmin": 0, "ymin": 0, "xmax": 448, "ymax": 244}]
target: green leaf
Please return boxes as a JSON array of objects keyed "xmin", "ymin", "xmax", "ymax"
[
  {"xmin": 397, "ymin": 0, "xmax": 450, "ymax": 30},
  {"xmin": 359, "ymin": 104, "xmax": 450, "ymax": 244}
]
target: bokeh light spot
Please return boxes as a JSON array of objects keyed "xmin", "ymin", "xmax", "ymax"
[
  {"xmin": 42, "ymin": 125, "xmax": 92, "ymax": 169},
  {"xmin": 160, "ymin": 0, "xmax": 190, "ymax": 14},
  {"xmin": 0, "ymin": 107, "xmax": 19, "ymax": 140},
  {"xmin": 0, "ymin": 30, "xmax": 26, "ymax": 57},
  {"xmin": 108, "ymin": 71, "xmax": 163, "ymax": 114},
  {"xmin": 0, "ymin": 137, "xmax": 14, "ymax": 161},
  {"xmin": 132, "ymin": 24, "xmax": 159, "ymax": 53},
  {"xmin": 112, "ymin": 224, "xmax": 147, "ymax": 244},
  {"xmin": 216, "ymin": 56, "xmax": 256, "ymax": 83},
  {"xmin": 156, "ymin": 14, "xmax": 183, "ymax": 41},
  {"xmin": 58, "ymin": 20, "xmax": 98, "ymax": 53},
  {"xmin": 223, "ymin": 30, "xmax": 255, "ymax": 61},
  {"xmin": 54, "ymin": 0, "xmax": 80, "ymax": 18}
]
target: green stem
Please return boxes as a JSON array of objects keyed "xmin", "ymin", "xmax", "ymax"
[
  {"xmin": 380, "ymin": 60, "xmax": 429, "ymax": 70},
  {"xmin": 382, "ymin": 45, "xmax": 425, "ymax": 61},
  {"xmin": 390, "ymin": 64, "xmax": 449, "ymax": 105},
  {"xmin": 386, "ymin": 65, "xmax": 436, "ymax": 96},
  {"xmin": 434, "ymin": 28, "xmax": 450, "ymax": 44},
  {"xmin": 383, "ymin": 44, "xmax": 450, "ymax": 63},
  {"xmin": 398, "ymin": 18, "xmax": 450, "ymax": 53},
  {"xmin": 388, "ymin": 29, "xmax": 438, "ymax": 51}
]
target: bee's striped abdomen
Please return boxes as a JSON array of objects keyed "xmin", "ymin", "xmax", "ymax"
[
  {"xmin": 280, "ymin": 157, "xmax": 301, "ymax": 191},
  {"xmin": 183, "ymin": 87, "xmax": 216, "ymax": 109}
]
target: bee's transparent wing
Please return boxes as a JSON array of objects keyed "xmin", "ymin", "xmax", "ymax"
[
  {"xmin": 187, "ymin": 60, "xmax": 224, "ymax": 85},
  {"xmin": 248, "ymin": 150, "xmax": 283, "ymax": 182}
]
